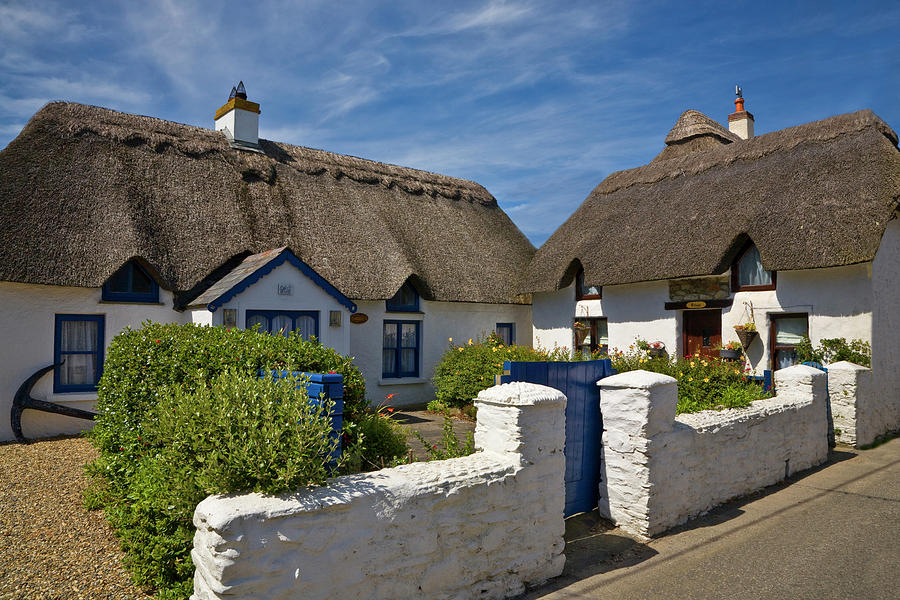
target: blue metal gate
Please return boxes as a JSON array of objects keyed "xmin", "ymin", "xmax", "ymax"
[{"xmin": 500, "ymin": 359, "xmax": 616, "ymax": 517}]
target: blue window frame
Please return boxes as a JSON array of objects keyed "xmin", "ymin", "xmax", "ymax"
[
  {"xmin": 102, "ymin": 261, "xmax": 159, "ymax": 303},
  {"xmin": 386, "ymin": 282, "xmax": 420, "ymax": 312},
  {"xmin": 383, "ymin": 320, "xmax": 420, "ymax": 378},
  {"xmin": 496, "ymin": 322, "xmax": 515, "ymax": 346},
  {"xmin": 246, "ymin": 310, "xmax": 319, "ymax": 339},
  {"xmin": 54, "ymin": 314, "xmax": 105, "ymax": 393}
]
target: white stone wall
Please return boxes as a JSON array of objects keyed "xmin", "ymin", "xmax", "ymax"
[
  {"xmin": 827, "ymin": 361, "xmax": 889, "ymax": 447},
  {"xmin": 598, "ymin": 365, "xmax": 829, "ymax": 539},
  {"xmin": 0, "ymin": 281, "xmax": 186, "ymax": 441},
  {"xmin": 871, "ymin": 217, "xmax": 900, "ymax": 436},
  {"xmin": 191, "ymin": 382, "xmax": 567, "ymax": 600},
  {"xmin": 350, "ymin": 298, "xmax": 533, "ymax": 407}
]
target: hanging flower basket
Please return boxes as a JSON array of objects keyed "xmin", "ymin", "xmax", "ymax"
[{"xmin": 734, "ymin": 325, "xmax": 758, "ymax": 347}]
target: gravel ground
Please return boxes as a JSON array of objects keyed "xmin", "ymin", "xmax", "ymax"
[{"xmin": 0, "ymin": 436, "xmax": 149, "ymax": 600}]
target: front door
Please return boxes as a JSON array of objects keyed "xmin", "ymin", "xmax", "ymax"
[{"xmin": 683, "ymin": 309, "xmax": 722, "ymax": 358}]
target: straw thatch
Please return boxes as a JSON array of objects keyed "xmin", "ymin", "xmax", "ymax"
[
  {"xmin": 0, "ymin": 102, "xmax": 535, "ymax": 305},
  {"xmin": 522, "ymin": 109, "xmax": 900, "ymax": 292}
]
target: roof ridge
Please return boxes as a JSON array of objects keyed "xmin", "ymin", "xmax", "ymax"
[
  {"xmin": 595, "ymin": 109, "xmax": 897, "ymax": 198},
  {"xmin": 26, "ymin": 101, "xmax": 495, "ymax": 204}
]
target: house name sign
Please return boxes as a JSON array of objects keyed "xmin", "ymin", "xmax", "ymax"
[
  {"xmin": 350, "ymin": 313, "xmax": 368, "ymax": 324},
  {"xmin": 686, "ymin": 301, "xmax": 707, "ymax": 309}
]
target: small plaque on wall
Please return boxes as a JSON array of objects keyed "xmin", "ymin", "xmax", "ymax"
[
  {"xmin": 686, "ymin": 301, "xmax": 707, "ymax": 309},
  {"xmin": 350, "ymin": 313, "xmax": 368, "ymax": 324},
  {"xmin": 329, "ymin": 311, "xmax": 342, "ymax": 327},
  {"xmin": 223, "ymin": 308, "xmax": 237, "ymax": 328},
  {"xmin": 277, "ymin": 283, "xmax": 292, "ymax": 296}
]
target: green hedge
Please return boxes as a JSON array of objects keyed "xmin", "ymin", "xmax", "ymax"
[
  {"xmin": 87, "ymin": 322, "xmax": 367, "ymax": 598},
  {"xmin": 431, "ymin": 334, "xmax": 576, "ymax": 407},
  {"xmin": 796, "ymin": 335, "xmax": 871, "ymax": 367},
  {"xmin": 610, "ymin": 346, "xmax": 770, "ymax": 413}
]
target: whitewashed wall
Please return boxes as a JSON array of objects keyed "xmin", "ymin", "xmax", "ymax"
[
  {"xmin": 723, "ymin": 263, "xmax": 873, "ymax": 373},
  {"xmin": 532, "ymin": 264, "xmax": 874, "ymax": 373},
  {"xmin": 192, "ymin": 262, "xmax": 352, "ymax": 355},
  {"xmin": 191, "ymin": 382, "xmax": 567, "ymax": 600},
  {"xmin": 598, "ymin": 365, "xmax": 829, "ymax": 539},
  {"xmin": 0, "ymin": 281, "xmax": 185, "ymax": 441},
  {"xmin": 871, "ymin": 217, "xmax": 900, "ymax": 436},
  {"xmin": 827, "ymin": 361, "xmax": 883, "ymax": 447},
  {"xmin": 350, "ymin": 299, "xmax": 532, "ymax": 407}
]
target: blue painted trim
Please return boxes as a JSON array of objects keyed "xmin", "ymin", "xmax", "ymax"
[
  {"xmin": 385, "ymin": 282, "xmax": 420, "ymax": 312},
  {"xmin": 246, "ymin": 310, "xmax": 320, "ymax": 338},
  {"xmin": 208, "ymin": 250, "xmax": 357, "ymax": 313},
  {"xmin": 496, "ymin": 322, "xmax": 515, "ymax": 345},
  {"xmin": 382, "ymin": 320, "xmax": 420, "ymax": 378},
  {"xmin": 53, "ymin": 314, "xmax": 105, "ymax": 393},
  {"xmin": 101, "ymin": 261, "xmax": 159, "ymax": 303}
]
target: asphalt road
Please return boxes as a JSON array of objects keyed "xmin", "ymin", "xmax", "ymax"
[{"xmin": 522, "ymin": 436, "xmax": 900, "ymax": 600}]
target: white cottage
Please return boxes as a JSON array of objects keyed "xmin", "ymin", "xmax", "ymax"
[
  {"xmin": 522, "ymin": 99, "xmax": 900, "ymax": 437},
  {"xmin": 0, "ymin": 87, "xmax": 534, "ymax": 441}
]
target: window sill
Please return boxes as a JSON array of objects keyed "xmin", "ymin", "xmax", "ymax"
[
  {"xmin": 378, "ymin": 377, "xmax": 427, "ymax": 386},
  {"xmin": 384, "ymin": 310, "xmax": 425, "ymax": 315},
  {"xmin": 99, "ymin": 300, "xmax": 165, "ymax": 306},
  {"xmin": 49, "ymin": 393, "xmax": 98, "ymax": 402}
]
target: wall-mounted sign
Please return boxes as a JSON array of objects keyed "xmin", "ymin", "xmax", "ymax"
[
  {"xmin": 686, "ymin": 301, "xmax": 707, "ymax": 309},
  {"xmin": 349, "ymin": 313, "xmax": 368, "ymax": 324},
  {"xmin": 222, "ymin": 308, "xmax": 237, "ymax": 328},
  {"xmin": 277, "ymin": 283, "xmax": 292, "ymax": 296},
  {"xmin": 329, "ymin": 310, "xmax": 342, "ymax": 327}
]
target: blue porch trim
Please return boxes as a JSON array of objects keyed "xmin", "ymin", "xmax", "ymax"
[{"xmin": 207, "ymin": 250, "xmax": 357, "ymax": 313}]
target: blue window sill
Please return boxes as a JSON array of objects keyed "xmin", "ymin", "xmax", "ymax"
[{"xmin": 98, "ymin": 300, "xmax": 165, "ymax": 305}]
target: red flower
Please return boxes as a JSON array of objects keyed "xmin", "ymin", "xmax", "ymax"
[
  {"xmin": 155, "ymin": 339, "xmax": 160, "ymax": 343},
  {"xmin": 328, "ymin": 370, "xmax": 337, "ymax": 374},
  {"xmin": 386, "ymin": 393, "xmax": 396, "ymax": 400},
  {"xmin": 387, "ymin": 408, "xmax": 395, "ymax": 413}
]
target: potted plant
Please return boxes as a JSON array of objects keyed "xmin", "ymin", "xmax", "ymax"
[
  {"xmin": 718, "ymin": 341, "xmax": 742, "ymax": 360},
  {"xmin": 647, "ymin": 341, "xmax": 667, "ymax": 359}
]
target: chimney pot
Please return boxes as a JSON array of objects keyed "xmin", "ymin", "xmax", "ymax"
[{"xmin": 215, "ymin": 82, "xmax": 260, "ymax": 146}]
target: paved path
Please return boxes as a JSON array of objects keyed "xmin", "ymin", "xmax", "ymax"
[
  {"xmin": 523, "ymin": 437, "xmax": 900, "ymax": 600},
  {"xmin": 393, "ymin": 409, "xmax": 476, "ymax": 460}
]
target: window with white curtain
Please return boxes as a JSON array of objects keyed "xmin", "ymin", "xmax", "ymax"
[
  {"xmin": 54, "ymin": 314, "xmax": 105, "ymax": 392},
  {"xmin": 245, "ymin": 310, "xmax": 319, "ymax": 340},
  {"xmin": 771, "ymin": 314, "xmax": 808, "ymax": 370},
  {"xmin": 732, "ymin": 242, "xmax": 775, "ymax": 291}
]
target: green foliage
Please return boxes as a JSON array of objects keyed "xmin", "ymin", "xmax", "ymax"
[
  {"xmin": 414, "ymin": 415, "xmax": 476, "ymax": 461},
  {"xmin": 432, "ymin": 333, "xmax": 575, "ymax": 407},
  {"xmin": 91, "ymin": 370, "xmax": 336, "ymax": 597},
  {"xmin": 426, "ymin": 398, "xmax": 451, "ymax": 415},
  {"xmin": 610, "ymin": 346, "xmax": 770, "ymax": 414},
  {"xmin": 342, "ymin": 408, "xmax": 410, "ymax": 472},
  {"xmin": 796, "ymin": 336, "xmax": 871, "ymax": 367},
  {"xmin": 86, "ymin": 322, "xmax": 365, "ymax": 598}
]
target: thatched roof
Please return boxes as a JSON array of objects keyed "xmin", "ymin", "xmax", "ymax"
[
  {"xmin": 522, "ymin": 109, "xmax": 900, "ymax": 292},
  {"xmin": 0, "ymin": 102, "xmax": 534, "ymax": 305},
  {"xmin": 653, "ymin": 110, "xmax": 741, "ymax": 161}
]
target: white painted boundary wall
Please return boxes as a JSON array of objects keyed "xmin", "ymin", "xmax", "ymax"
[
  {"xmin": 191, "ymin": 382, "xmax": 567, "ymax": 600},
  {"xmin": 827, "ymin": 361, "xmax": 887, "ymax": 447},
  {"xmin": 598, "ymin": 365, "xmax": 829, "ymax": 539}
]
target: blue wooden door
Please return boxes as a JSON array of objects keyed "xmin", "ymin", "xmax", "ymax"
[{"xmin": 501, "ymin": 359, "xmax": 615, "ymax": 517}]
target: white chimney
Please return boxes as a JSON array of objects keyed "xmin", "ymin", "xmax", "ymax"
[
  {"xmin": 214, "ymin": 81, "xmax": 260, "ymax": 146},
  {"xmin": 728, "ymin": 85, "xmax": 754, "ymax": 139}
]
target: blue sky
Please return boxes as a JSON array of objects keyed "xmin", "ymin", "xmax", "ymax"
[{"xmin": 1, "ymin": 0, "xmax": 898, "ymax": 246}]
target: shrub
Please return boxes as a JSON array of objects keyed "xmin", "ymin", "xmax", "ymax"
[
  {"xmin": 342, "ymin": 408, "xmax": 409, "ymax": 472},
  {"xmin": 796, "ymin": 336, "xmax": 871, "ymax": 367},
  {"xmin": 414, "ymin": 415, "xmax": 476, "ymax": 460},
  {"xmin": 87, "ymin": 322, "xmax": 366, "ymax": 598},
  {"xmin": 610, "ymin": 345, "xmax": 770, "ymax": 414},
  {"xmin": 95, "ymin": 370, "xmax": 336, "ymax": 598},
  {"xmin": 432, "ymin": 334, "xmax": 566, "ymax": 407}
]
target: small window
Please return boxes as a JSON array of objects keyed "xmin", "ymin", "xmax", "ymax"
[
  {"xmin": 574, "ymin": 317, "xmax": 608, "ymax": 357},
  {"xmin": 770, "ymin": 314, "xmax": 808, "ymax": 370},
  {"xmin": 54, "ymin": 314, "xmax": 105, "ymax": 393},
  {"xmin": 383, "ymin": 320, "xmax": 420, "ymax": 378},
  {"xmin": 102, "ymin": 261, "xmax": 159, "ymax": 302},
  {"xmin": 576, "ymin": 269, "xmax": 602, "ymax": 300},
  {"xmin": 246, "ymin": 310, "xmax": 319, "ymax": 339},
  {"xmin": 732, "ymin": 243, "xmax": 775, "ymax": 292},
  {"xmin": 496, "ymin": 323, "xmax": 515, "ymax": 345},
  {"xmin": 386, "ymin": 282, "xmax": 420, "ymax": 312}
]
